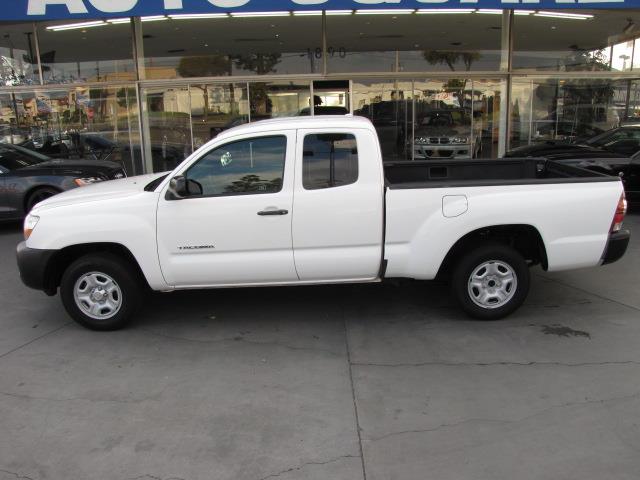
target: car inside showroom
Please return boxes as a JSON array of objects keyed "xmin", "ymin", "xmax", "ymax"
[{"xmin": 2, "ymin": 1, "xmax": 640, "ymax": 179}]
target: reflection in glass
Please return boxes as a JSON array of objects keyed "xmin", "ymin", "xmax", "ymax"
[
  {"xmin": 0, "ymin": 86, "xmax": 141, "ymax": 174},
  {"xmin": 512, "ymin": 10, "xmax": 638, "ymax": 72},
  {"xmin": 353, "ymin": 80, "xmax": 414, "ymax": 162},
  {"xmin": 186, "ymin": 136, "xmax": 286, "ymax": 196},
  {"xmin": 509, "ymin": 78, "xmax": 640, "ymax": 149},
  {"xmin": 0, "ymin": 23, "xmax": 39, "ymax": 86},
  {"xmin": 142, "ymin": 16, "xmax": 321, "ymax": 79},
  {"xmin": 302, "ymin": 133, "xmax": 358, "ymax": 190},
  {"xmin": 37, "ymin": 21, "xmax": 136, "ymax": 84},
  {"xmin": 612, "ymin": 40, "xmax": 634, "ymax": 72},
  {"xmin": 143, "ymin": 86, "xmax": 193, "ymax": 173},
  {"xmin": 249, "ymin": 82, "xmax": 311, "ymax": 119},
  {"xmin": 326, "ymin": 12, "xmax": 502, "ymax": 73},
  {"xmin": 413, "ymin": 79, "xmax": 487, "ymax": 160},
  {"xmin": 190, "ymin": 83, "xmax": 249, "ymax": 148}
]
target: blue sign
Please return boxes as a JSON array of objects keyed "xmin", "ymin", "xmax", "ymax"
[{"xmin": 2, "ymin": 0, "xmax": 638, "ymax": 21}]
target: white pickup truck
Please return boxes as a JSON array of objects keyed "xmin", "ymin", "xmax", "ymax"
[{"xmin": 17, "ymin": 116, "xmax": 630, "ymax": 330}]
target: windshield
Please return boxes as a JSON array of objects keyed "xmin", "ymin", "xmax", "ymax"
[
  {"xmin": 419, "ymin": 110, "xmax": 471, "ymax": 128},
  {"xmin": 0, "ymin": 144, "xmax": 48, "ymax": 171},
  {"xmin": 584, "ymin": 128, "xmax": 640, "ymax": 147}
]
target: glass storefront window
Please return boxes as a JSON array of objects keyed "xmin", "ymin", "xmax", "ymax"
[
  {"xmin": 0, "ymin": 23, "xmax": 39, "ymax": 86},
  {"xmin": 353, "ymin": 79, "xmax": 414, "ymax": 162},
  {"xmin": 509, "ymin": 77, "xmax": 640, "ymax": 149},
  {"xmin": 513, "ymin": 10, "xmax": 639, "ymax": 72},
  {"xmin": 142, "ymin": 15, "xmax": 322, "ymax": 79},
  {"xmin": 0, "ymin": 85, "xmax": 142, "ymax": 175},
  {"xmin": 249, "ymin": 81, "xmax": 311, "ymax": 119},
  {"xmin": 612, "ymin": 40, "xmax": 634, "ymax": 72},
  {"xmin": 36, "ymin": 20, "xmax": 136, "ymax": 84},
  {"xmin": 413, "ymin": 78, "xmax": 502, "ymax": 161},
  {"xmin": 142, "ymin": 85, "xmax": 193, "ymax": 173},
  {"xmin": 327, "ymin": 12, "xmax": 502, "ymax": 74},
  {"xmin": 470, "ymin": 79, "xmax": 504, "ymax": 159},
  {"xmin": 190, "ymin": 83, "xmax": 249, "ymax": 149}
]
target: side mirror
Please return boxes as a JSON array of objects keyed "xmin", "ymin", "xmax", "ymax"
[{"xmin": 166, "ymin": 175, "xmax": 189, "ymax": 200}]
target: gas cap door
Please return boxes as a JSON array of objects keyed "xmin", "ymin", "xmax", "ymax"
[{"xmin": 442, "ymin": 195, "xmax": 468, "ymax": 218}]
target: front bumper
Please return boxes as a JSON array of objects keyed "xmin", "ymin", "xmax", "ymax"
[
  {"xmin": 16, "ymin": 242, "xmax": 58, "ymax": 295},
  {"xmin": 602, "ymin": 230, "xmax": 631, "ymax": 265},
  {"xmin": 414, "ymin": 143, "xmax": 472, "ymax": 160}
]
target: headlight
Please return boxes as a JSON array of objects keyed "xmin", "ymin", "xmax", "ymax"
[
  {"xmin": 24, "ymin": 214, "xmax": 40, "ymax": 240},
  {"xmin": 451, "ymin": 137, "xmax": 469, "ymax": 144},
  {"xmin": 74, "ymin": 177, "xmax": 104, "ymax": 187}
]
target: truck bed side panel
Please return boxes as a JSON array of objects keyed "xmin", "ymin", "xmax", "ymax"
[{"xmin": 384, "ymin": 181, "xmax": 624, "ymax": 279}]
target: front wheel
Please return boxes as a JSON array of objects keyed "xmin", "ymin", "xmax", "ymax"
[
  {"xmin": 451, "ymin": 243, "xmax": 530, "ymax": 320},
  {"xmin": 26, "ymin": 187, "xmax": 60, "ymax": 212},
  {"xmin": 60, "ymin": 253, "xmax": 142, "ymax": 331}
]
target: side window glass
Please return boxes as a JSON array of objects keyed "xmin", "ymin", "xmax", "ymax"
[
  {"xmin": 302, "ymin": 133, "xmax": 358, "ymax": 190},
  {"xmin": 185, "ymin": 136, "xmax": 286, "ymax": 197}
]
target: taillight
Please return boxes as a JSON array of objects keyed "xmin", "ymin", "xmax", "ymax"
[{"xmin": 611, "ymin": 193, "xmax": 627, "ymax": 233}]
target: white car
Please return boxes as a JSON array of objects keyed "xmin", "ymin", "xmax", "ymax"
[{"xmin": 17, "ymin": 116, "xmax": 630, "ymax": 330}]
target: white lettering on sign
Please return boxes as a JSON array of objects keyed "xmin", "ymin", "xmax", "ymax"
[
  {"xmin": 205, "ymin": 0, "xmax": 251, "ymax": 6},
  {"xmin": 164, "ymin": 0, "xmax": 183, "ymax": 8},
  {"xmin": 26, "ymin": 0, "xmax": 630, "ymax": 16},
  {"xmin": 27, "ymin": 0, "xmax": 88, "ymax": 14},
  {"xmin": 88, "ymin": 0, "xmax": 138, "ymax": 12}
]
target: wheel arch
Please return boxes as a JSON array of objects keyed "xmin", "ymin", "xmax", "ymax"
[
  {"xmin": 43, "ymin": 242, "xmax": 151, "ymax": 295},
  {"xmin": 23, "ymin": 184, "xmax": 63, "ymax": 213},
  {"xmin": 436, "ymin": 224, "xmax": 548, "ymax": 280}
]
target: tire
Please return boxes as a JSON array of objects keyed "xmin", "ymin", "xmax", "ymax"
[
  {"xmin": 26, "ymin": 187, "xmax": 60, "ymax": 212},
  {"xmin": 60, "ymin": 253, "xmax": 142, "ymax": 331},
  {"xmin": 451, "ymin": 243, "xmax": 530, "ymax": 320}
]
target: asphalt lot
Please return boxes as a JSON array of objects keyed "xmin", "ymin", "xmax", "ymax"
[{"xmin": 1, "ymin": 215, "xmax": 640, "ymax": 480}]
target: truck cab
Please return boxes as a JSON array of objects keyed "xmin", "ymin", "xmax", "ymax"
[{"xmin": 156, "ymin": 117, "xmax": 384, "ymax": 287}]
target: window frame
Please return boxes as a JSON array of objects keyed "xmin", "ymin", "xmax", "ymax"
[
  {"xmin": 301, "ymin": 132, "xmax": 360, "ymax": 191},
  {"xmin": 182, "ymin": 134, "xmax": 288, "ymax": 199}
]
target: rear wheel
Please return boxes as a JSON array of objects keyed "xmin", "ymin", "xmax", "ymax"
[
  {"xmin": 60, "ymin": 253, "xmax": 142, "ymax": 331},
  {"xmin": 451, "ymin": 243, "xmax": 530, "ymax": 320},
  {"xmin": 26, "ymin": 187, "xmax": 60, "ymax": 212}
]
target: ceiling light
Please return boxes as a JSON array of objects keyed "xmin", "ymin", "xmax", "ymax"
[
  {"xmin": 141, "ymin": 15, "xmax": 168, "ymax": 22},
  {"xmin": 355, "ymin": 9, "xmax": 415, "ymax": 15},
  {"xmin": 230, "ymin": 11, "xmax": 291, "ymax": 17},
  {"xmin": 325, "ymin": 10, "xmax": 353, "ymax": 15},
  {"xmin": 47, "ymin": 21, "xmax": 107, "ymax": 31},
  {"xmin": 416, "ymin": 9, "xmax": 475, "ymax": 14},
  {"xmin": 513, "ymin": 10, "xmax": 533, "ymax": 15},
  {"xmin": 107, "ymin": 18, "xmax": 131, "ymax": 24},
  {"xmin": 534, "ymin": 11, "xmax": 593, "ymax": 19},
  {"xmin": 293, "ymin": 10, "xmax": 323, "ymax": 16},
  {"xmin": 169, "ymin": 13, "xmax": 229, "ymax": 19},
  {"xmin": 477, "ymin": 9, "xmax": 503, "ymax": 14}
]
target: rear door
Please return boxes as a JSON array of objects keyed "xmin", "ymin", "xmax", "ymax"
[{"xmin": 292, "ymin": 128, "xmax": 384, "ymax": 281}]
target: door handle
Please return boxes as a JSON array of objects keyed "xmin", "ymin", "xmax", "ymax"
[{"xmin": 257, "ymin": 209, "xmax": 289, "ymax": 216}]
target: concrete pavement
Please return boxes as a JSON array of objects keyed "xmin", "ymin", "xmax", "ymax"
[{"xmin": 1, "ymin": 216, "xmax": 639, "ymax": 480}]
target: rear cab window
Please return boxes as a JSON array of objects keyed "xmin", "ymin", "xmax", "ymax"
[{"xmin": 302, "ymin": 133, "xmax": 359, "ymax": 190}]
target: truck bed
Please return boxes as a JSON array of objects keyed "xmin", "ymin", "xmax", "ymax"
[{"xmin": 384, "ymin": 158, "xmax": 617, "ymax": 189}]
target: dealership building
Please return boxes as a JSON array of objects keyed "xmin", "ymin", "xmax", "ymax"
[{"xmin": 2, "ymin": 0, "xmax": 640, "ymax": 175}]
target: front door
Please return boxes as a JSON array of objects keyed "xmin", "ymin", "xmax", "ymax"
[{"xmin": 156, "ymin": 132, "xmax": 297, "ymax": 287}]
